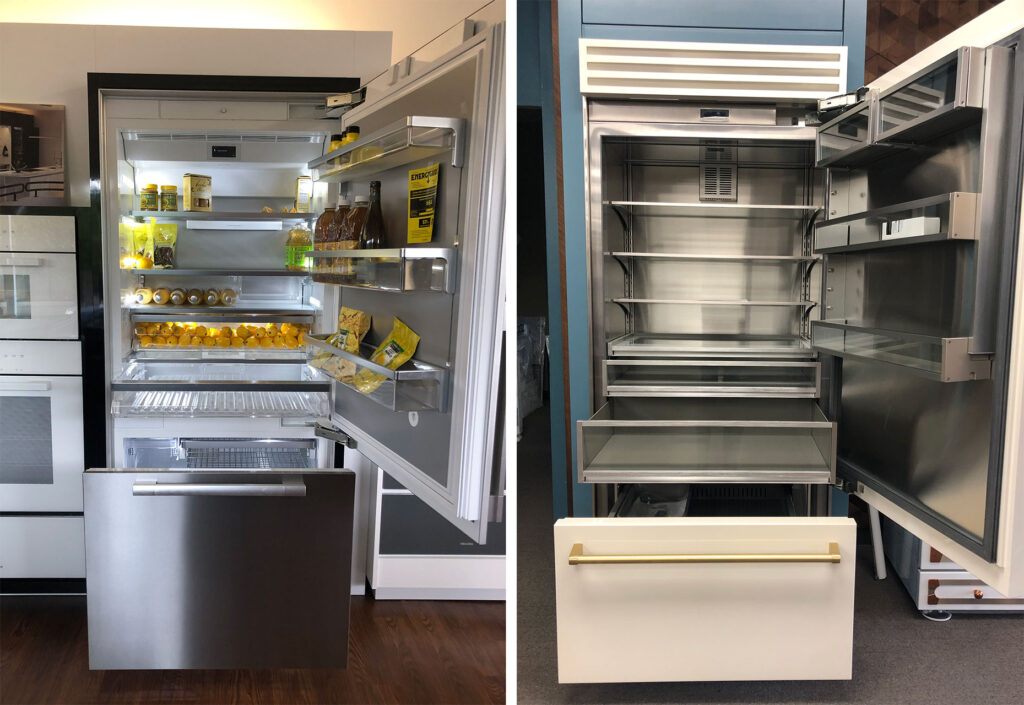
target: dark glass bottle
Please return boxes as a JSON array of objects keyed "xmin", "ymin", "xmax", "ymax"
[{"xmin": 360, "ymin": 180, "xmax": 385, "ymax": 249}]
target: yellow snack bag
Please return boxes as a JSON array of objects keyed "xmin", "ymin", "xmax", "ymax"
[
  {"xmin": 132, "ymin": 222, "xmax": 154, "ymax": 268},
  {"xmin": 311, "ymin": 307, "xmax": 371, "ymax": 383},
  {"xmin": 353, "ymin": 318, "xmax": 420, "ymax": 394}
]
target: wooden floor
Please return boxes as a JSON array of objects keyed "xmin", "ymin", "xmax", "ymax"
[{"xmin": 0, "ymin": 594, "xmax": 505, "ymax": 705}]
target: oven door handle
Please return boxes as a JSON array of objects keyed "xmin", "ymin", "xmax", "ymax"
[
  {"xmin": 0, "ymin": 255, "xmax": 44, "ymax": 267},
  {"xmin": 132, "ymin": 476, "xmax": 307, "ymax": 497},
  {"xmin": 0, "ymin": 381, "xmax": 51, "ymax": 392}
]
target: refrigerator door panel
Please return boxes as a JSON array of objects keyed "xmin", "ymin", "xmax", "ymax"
[
  {"xmin": 84, "ymin": 469, "xmax": 353, "ymax": 670},
  {"xmin": 328, "ymin": 24, "xmax": 504, "ymax": 544},
  {"xmin": 554, "ymin": 517, "xmax": 856, "ymax": 683}
]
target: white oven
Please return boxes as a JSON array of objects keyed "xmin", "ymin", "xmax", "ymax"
[
  {"xmin": 0, "ymin": 340, "xmax": 84, "ymax": 512},
  {"xmin": 0, "ymin": 214, "xmax": 78, "ymax": 340}
]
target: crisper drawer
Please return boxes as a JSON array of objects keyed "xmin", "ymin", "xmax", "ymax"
[
  {"xmin": 554, "ymin": 517, "xmax": 856, "ymax": 683},
  {"xmin": 602, "ymin": 359, "xmax": 820, "ymax": 398},
  {"xmin": 577, "ymin": 398, "xmax": 836, "ymax": 484}
]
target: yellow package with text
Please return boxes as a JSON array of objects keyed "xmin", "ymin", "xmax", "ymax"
[
  {"xmin": 407, "ymin": 163, "xmax": 439, "ymax": 243},
  {"xmin": 353, "ymin": 318, "xmax": 420, "ymax": 394}
]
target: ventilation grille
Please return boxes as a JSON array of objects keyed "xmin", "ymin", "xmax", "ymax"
[
  {"xmin": 579, "ymin": 39, "xmax": 847, "ymax": 102},
  {"xmin": 699, "ymin": 140, "xmax": 737, "ymax": 202}
]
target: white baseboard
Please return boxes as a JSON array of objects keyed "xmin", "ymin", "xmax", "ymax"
[{"xmin": 371, "ymin": 554, "xmax": 505, "ymax": 601}]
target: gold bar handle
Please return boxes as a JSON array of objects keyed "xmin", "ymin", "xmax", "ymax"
[{"xmin": 568, "ymin": 542, "xmax": 841, "ymax": 565}]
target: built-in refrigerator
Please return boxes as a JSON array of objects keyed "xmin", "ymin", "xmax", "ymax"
[
  {"xmin": 554, "ymin": 31, "xmax": 1024, "ymax": 683},
  {"xmin": 85, "ymin": 21, "xmax": 504, "ymax": 670}
]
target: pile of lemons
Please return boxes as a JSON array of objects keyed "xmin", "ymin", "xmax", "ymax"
[{"xmin": 135, "ymin": 322, "xmax": 308, "ymax": 350}]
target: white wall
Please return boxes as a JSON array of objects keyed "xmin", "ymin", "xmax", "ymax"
[
  {"xmin": 0, "ymin": 24, "xmax": 391, "ymax": 206},
  {"xmin": 0, "ymin": 0, "xmax": 498, "ymax": 65}
]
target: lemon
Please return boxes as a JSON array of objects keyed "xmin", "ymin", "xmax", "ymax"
[
  {"xmin": 219, "ymin": 326, "xmax": 232, "ymax": 338},
  {"xmin": 202, "ymin": 336, "xmax": 215, "ymax": 347},
  {"xmin": 179, "ymin": 334, "xmax": 191, "ymax": 347},
  {"xmin": 231, "ymin": 337, "xmax": 244, "ymax": 348},
  {"xmin": 166, "ymin": 335, "xmax": 178, "ymax": 347},
  {"xmin": 195, "ymin": 326, "xmax": 208, "ymax": 337},
  {"xmin": 236, "ymin": 327, "xmax": 250, "ymax": 340},
  {"xmin": 216, "ymin": 337, "xmax": 230, "ymax": 348},
  {"xmin": 245, "ymin": 337, "xmax": 260, "ymax": 349},
  {"xmin": 284, "ymin": 335, "xmax": 298, "ymax": 349},
  {"xmin": 260, "ymin": 337, "xmax": 273, "ymax": 348},
  {"xmin": 139, "ymin": 335, "xmax": 153, "ymax": 348}
]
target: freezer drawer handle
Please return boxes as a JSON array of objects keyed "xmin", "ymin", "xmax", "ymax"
[
  {"xmin": 567, "ymin": 542, "xmax": 841, "ymax": 565},
  {"xmin": 132, "ymin": 476, "xmax": 306, "ymax": 497}
]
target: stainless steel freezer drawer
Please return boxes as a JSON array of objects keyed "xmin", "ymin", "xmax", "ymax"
[
  {"xmin": 84, "ymin": 468, "xmax": 354, "ymax": 670},
  {"xmin": 577, "ymin": 398, "xmax": 836, "ymax": 484},
  {"xmin": 554, "ymin": 517, "xmax": 857, "ymax": 682}
]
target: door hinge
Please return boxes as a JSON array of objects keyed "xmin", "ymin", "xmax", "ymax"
[
  {"xmin": 324, "ymin": 88, "xmax": 367, "ymax": 118},
  {"xmin": 314, "ymin": 421, "xmax": 356, "ymax": 448},
  {"xmin": 833, "ymin": 478, "xmax": 859, "ymax": 494}
]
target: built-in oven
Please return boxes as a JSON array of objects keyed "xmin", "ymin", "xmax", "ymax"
[
  {"xmin": 0, "ymin": 340, "xmax": 84, "ymax": 512},
  {"xmin": 0, "ymin": 214, "xmax": 78, "ymax": 340}
]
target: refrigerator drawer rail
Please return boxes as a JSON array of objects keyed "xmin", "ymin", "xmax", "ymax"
[
  {"xmin": 602, "ymin": 359, "xmax": 821, "ymax": 398},
  {"xmin": 308, "ymin": 116, "xmax": 466, "ymax": 183},
  {"xmin": 607, "ymin": 333, "xmax": 815, "ymax": 359},
  {"xmin": 577, "ymin": 398, "xmax": 836, "ymax": 485},
  {"xmin": 810, "ymin": 320, "xmax": 992, "ymax": 382},
  {"xmin": 308, "ymin": 247, "xmax": 456, "ymax": 293},
  {"xmin": 814, "ymin": 192, "xmax": 978, "ymax": 253},
  {"xmin": 305, "ymin": 334, "xmax": 448, "ymax": 413}
]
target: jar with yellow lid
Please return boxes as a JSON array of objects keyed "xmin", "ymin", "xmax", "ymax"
[
  {"xmin": 342, "ymin": 126, "xmax": 360, "ymax": 145},
  {"xmin": 140, "ymin": 184, "xmax": 159, "ymax": 211},
  {"xmin": 159, "ymin": 185, "xmax": 177, "ymax": 211}
]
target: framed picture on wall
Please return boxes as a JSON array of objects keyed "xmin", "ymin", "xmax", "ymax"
[{"xmin": 0, "ymin": 103, "xmax": 67, "ymax": 206}]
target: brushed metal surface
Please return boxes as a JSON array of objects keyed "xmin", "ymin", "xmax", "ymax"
[
  {"xmin": 838, "ymin": 359, "xmax": 991, "ymax": 540},
  {"xmin": 85, "ymin": 470, "xmax": 354, "ymax": 669}
]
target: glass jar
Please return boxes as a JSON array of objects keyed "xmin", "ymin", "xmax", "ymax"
[{"xmin": 159, "ymin": 185, "xmax": 177, "ymax": 211}]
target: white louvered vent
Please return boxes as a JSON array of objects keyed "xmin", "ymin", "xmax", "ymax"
[
  {"xmin": 122, "ymin": 130, "xmax": 325, "ymax": 143},
  {"xmin": 579, "ymin": 39, "xmax": 847, "ymax": 102}
]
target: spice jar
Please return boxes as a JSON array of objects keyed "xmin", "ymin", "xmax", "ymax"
[
  {"xmin": 159, "ymin": 185, "xmax": 177, "ymax": 211},
  {"xmin": 140, "ymin": 184, "xmax": 159, "ymax": 211}
]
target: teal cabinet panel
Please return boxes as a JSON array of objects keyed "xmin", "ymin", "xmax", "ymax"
[{"xmin": 583, "ymin": 0, "xmax": 844, "ymax": 31}]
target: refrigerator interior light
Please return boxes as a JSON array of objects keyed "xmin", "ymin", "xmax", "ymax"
[{"xmin": 186, "ymin": 220, "xmax": 283, "ymax": 231}]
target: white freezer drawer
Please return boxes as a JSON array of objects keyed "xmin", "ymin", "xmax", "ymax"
[
  {"xmin": 554, "ymin": 517, "xmax": 856, "ymax": 683},
  {"xmin": 0, "ymin": 516, "xmax": 84, "ymax": 578}
]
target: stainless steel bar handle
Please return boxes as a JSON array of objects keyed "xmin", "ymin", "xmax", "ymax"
[
  {"xmin": 132, "ymin": 476, "xmax": 306, "ymax": 497},
  {"xmin": 568, "ymin": 542, "xmax": 841, "ymax": 565}
]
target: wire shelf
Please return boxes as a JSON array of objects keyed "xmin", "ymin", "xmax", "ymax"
[{"xmin": 185, "ymin": 445, "xmax": 314, "ymax": 469}]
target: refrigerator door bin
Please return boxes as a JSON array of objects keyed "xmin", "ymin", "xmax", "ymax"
[
  {"xmin": 554, "ymin": 517, "xmax": 856, "ymax": 682},
  {"xmin": 814, "ymin": 192, "xmax": 978, "ymax": 253},
  {"xmin": 84, "ymin": 469, "xmax": 354, "ymax": 669},
  {"xmin": 876, "ymin": 47, "xmax": 985, "ymax": 143},
  {"xmin": 308, "ymin": 116, "xmax": 465, "ymax": 183},
  {"xmin": 608, "ymin": 332, "xmax": 814, "ymax": 359},
  {"xmin": 815, "ymin": 97, "xmax": 890, "ymax": 168},
  {"xmin": 811, "ymin": 321, "xmax": 992, "ymax": 382},
  {"xmin": 577, "ymin": 398, "xmax": 836, "ymax": 484},
  {"xmin": 308, "ymin": 247, "xmax": 456, "ymax": 293},
  {"xmin": 306, "ymin": 334, "xmax": 447, "ymax": 413},
  {"xmin": 602, "ymin": 359, "xmax": 820, "ymax": 398}
]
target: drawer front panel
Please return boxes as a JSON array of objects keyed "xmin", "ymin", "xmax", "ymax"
[
  {"xmin": 0, "ymin": 516, "xmax": 84, "ymax": 578},
  {"xmin": 554, "ymin": 517, "xmax": 856, "ymax": 682}
]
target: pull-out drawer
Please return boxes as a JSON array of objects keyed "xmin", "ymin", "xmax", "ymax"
[
  {"xmin": 602, "ymin": 359, "xmax": 820, "ymax": 398},
  {"xmin": 554, "ymin": 517, "xmax": 856, "ymax": 682},
  {"xmin": 578, "ymin": 398, "xmax": 836, "ymax": 484}
]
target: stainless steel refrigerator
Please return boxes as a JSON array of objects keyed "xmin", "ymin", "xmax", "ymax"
[
  {"xmin": 85, "ymin": 21, "xmax": 504, "ymax": 670},
  {"xmin": 554, "ymin": 31, "xmax": 1024, "ymax": 683}
]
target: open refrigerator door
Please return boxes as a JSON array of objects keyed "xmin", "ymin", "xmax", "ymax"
[{"xmin": 307, "ymin": 22, "xmax": 505, "ymax": 544}]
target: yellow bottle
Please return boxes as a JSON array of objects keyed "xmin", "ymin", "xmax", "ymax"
[{"xmin": 134, "ymin": 288, "xmax": 153, "ymax": 305}]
